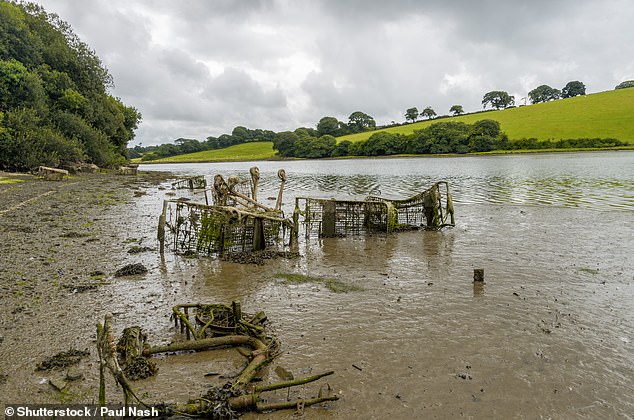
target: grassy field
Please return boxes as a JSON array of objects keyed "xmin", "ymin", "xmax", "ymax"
[
  {"xmin": 339, "ymin": 88, "xmax": 634, "ymax": 144},
  {"xmin": 150, "ymin": 141, "xmax": 278, "ymax": 163},
  {"xmin": 146, "ymin": 88, "xmax": 634, "ymax": 163}
]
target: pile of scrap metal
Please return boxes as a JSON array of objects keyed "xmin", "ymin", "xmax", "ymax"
[
  {"xmin": 158, "ymin": 167, "xmax": 297, "ymax": 256},
  {"xmin": 157, "ymin": 167, "xmax": 455, "ymax": 257},
  {"xmin": 295, "ymin": 181, "xmax": 454, "ymax": 238}
]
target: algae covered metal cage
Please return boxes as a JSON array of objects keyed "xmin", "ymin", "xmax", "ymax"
[
  {"xmin": 159, "ymin": 200, "xmax": 293, "ymax": 256},
  {"xmin": 295, "ymin": 181, "xmax": 454, "ymax": 238},
  {"xmin": 158, "ymin": 168, "xmax": 295, "ymax": 256},
  {"xmin": 157, "ymin": 168, "xmax": 455, "ymax": 257}
]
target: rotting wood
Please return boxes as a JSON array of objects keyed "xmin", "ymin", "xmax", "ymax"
[
  {"xmin": 38, "ymin": 166, "xmax": 69, "ymax": 181},
  {"xmin": 97, "ymin": 303, "xmax": 338, "ymax": 418}
]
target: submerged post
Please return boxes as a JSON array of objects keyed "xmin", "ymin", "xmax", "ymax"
[
  {"xmin": 158, "ymin": 200, "xmax": 168, "ymax": 254},
  {"xmin": 473, "ymin": 269, "xmax": 484, "ymax": 283}
]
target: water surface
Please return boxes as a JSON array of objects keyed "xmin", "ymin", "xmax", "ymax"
[{"xmin": 131, "ymin": 152, "xmax": 634, "ymax": 418}]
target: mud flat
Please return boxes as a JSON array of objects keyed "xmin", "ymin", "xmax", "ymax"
[
  {"xmin": 0, "ymin": 171, "xmax": 170, "ymax": 406},
  {"xmin": 0, "ymin": 166, "xmax": 633, "ymax": 419}
]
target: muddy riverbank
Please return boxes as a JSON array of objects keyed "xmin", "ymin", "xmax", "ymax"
[{"xmin": 0, "ymin": 162, "xmax": 633, "ymax": 419}]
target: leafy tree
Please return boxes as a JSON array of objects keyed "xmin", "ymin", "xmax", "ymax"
[
  {"xmin": 449, "ymin": 105, "xmax": 464, "ymax": 116},
  {"xmin": 470, "ymin": 119, "xmax": 501, "ymax": 137},
  {"xmin": 294, "ymin": 127, "xmax": 319, "ymax": 138},
  {"xmin": 421, "ymin": 106, "xmax": 436, "ymax": 120},
  {"xmin": 331, "ymin": 140, "xmax": 351, "ymax": 157},
  {"xmin": 272, "ymin": 131, "xmax": 298, "ymax": 157},
  {"xmin": 561, "ymin": 81, "xmax": 585, "ymax": 98},
  {"xmin": 231, "ymin": 126, "xmax": 251, "ymax": 142},
  {"xmin": 615, "ymin": 80, "xmax": 634, "ymax": 90},
  {"xmin": 316, "ymin": 116, "xmax": 341, "ymax": 136},
  {"xmin": 0, "ymin": 1, "xmax": 140, "ymax": 169},
  {"xmin": 482, "ymin": 91, "xmax": 515, "ymax": 110},
  {"xmin": 528, "ymin": 85, "xmax": 561, "ymax": 104},
  {"xmin": 175, "ymin": 138, "xmax": 205, "ymax": 154},
  {"xmin": 404, "ymin": 107, "xmax": 419, "ymax": 123},
  {"xmin": 363, "ymin": 132, "xmax": 403, "ymax": 156},
  {"xmin": 347, "ymin": 111, "xmax": 376, "ymax": 133},
  {"xmin": 217, "ymin": 134, "xmax": 236, "ymax": 148},
  {"xmin": 294, "ymin": 135, "xmax": 336, "ymax": 158}
]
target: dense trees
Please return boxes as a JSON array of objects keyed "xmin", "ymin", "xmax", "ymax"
[
  {"xmin": 449, "ymin": 105, "xmax": 464, "ymax": 116},
  {"xmin": 347, "ymin": 111, "xmax": 376, "ymax": 133},
  {"xmin": 316, "ymin": 116, "xmax": 341, "ymax": 136},
  {"xmin": 615, "ymin": 80, "xmax": 634, "ymax": 90},
  {"xmin": 561, "ymin": 81, "xmax": 585, "ymax": 98},
  {"xmin": 405, "ymin": 107, "xmax": 419, "ymax": 123},
  {"xmin": 528, "ymin": 85, "xmax": 561, "ymax": 104},
  {"xmin": 482, "ymin": 91, "xmax": 515, "ymax": 110},
  {"xmin": 0, "ymin": 1, "xmax": 141, "ymax": 170},
  {"xmin": 421, "ymin": 106, "xmax": 436, "ymax": 120}
]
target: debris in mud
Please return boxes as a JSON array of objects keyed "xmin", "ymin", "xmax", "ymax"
[
  {"xmin": 36, "ymin": 349, "xmax": 90, "ymax": 371},
  {"xmin": 65, "ymin": 367, "xmax": 84, "ymax": 381},
  {"xmin": 60, "ymin": 231, "xmax": 91, "ymax": 238},
  {"xmin": 114, "ymin": 263, "xmax": 148, "ymax": 277},
  {"xmin": 275, "ymin": 272, "xmax": 364, "ymax": 293},
  {"xmin": 97, "ymin": 303, "xmax": 339, "ymax": 417},
  {"xmin": 158, "ymin": 167, "xmax": 454, "ymax": 264},
  {"xmin": 115, "ymin": 326, "xmax": 158, "ymax": 380},
  {"xmin": 297, "ymin": 180, "xmax": 455, "ymax": 237},
  {"xmin": 0, "ymin": 373, "xmax": 7, "ymax": 385},
  {"xmin": 61, "ymin": 283, "xmax": 98, "ymax": 293},
  {"xmin": 127, "ymin": 245, "xmax": 153, "ymax": 254},
  {"xmin": 221, "ymin": 250, "xmax": 299, "ymax": 265},
  {"xmin": 123, "ymin": 356, "xmax": 158, "ymax": 380}
]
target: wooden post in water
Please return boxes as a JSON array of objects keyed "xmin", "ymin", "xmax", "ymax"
[
  {"xmin": 157, "ymin": 200, "xmax": 168, "ymax": 254},
  {"xmin": 473, "ymin": 268, "xmax": 485, "ymax": 296}
]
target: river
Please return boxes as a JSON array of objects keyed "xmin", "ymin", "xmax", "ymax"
[{"xmin": 131, "ymin": 151, "xmax": 633, "ymax": 418}]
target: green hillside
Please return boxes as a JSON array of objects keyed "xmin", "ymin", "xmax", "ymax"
[
  {"xmin": 340, "ymin": 89, "xmax": 634, "ymax": 144},
  {"xmin": 150, "ymin": 141, "xmax": 277, "ymax": 163}
]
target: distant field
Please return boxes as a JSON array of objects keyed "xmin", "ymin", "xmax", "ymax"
[
  {"xmin": 150, "ymin": 141, "xmax": 277, "ymax": 163},
  {"xmin": 339, "ymin": 88, "xmax": 634, "ymax": 144}
]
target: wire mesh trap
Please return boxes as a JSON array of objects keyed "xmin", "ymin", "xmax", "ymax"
[
  {"xmin": 158, "ymin": 168, "xmax": 455, "ymax": 256},
  {"xmin": 158, "ymin": 167, "xmax": 296, "ymax": 256},
  {"xmin": 295, "ymin": 181, "xmax": 455, "ymax": 238}
]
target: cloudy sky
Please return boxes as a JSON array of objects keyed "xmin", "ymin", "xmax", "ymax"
[{"xmin": 36, "ymin": 0, "xmax": 634, "ymax": 146}]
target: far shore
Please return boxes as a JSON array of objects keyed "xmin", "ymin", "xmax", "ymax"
[{"xmin": 137, "ymin": 145, "xmax": 634, "ymax": 165}]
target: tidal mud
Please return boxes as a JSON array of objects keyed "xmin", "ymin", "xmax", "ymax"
[{"xmin": 0, "ymin": 166, "xmax": 632, "ymax": 419}]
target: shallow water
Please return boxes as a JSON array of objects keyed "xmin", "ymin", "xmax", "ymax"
[
  {"xmin": 127, "ymin": 152, "xmax": 634, "ymax": 418},
  {"xmin": 1, "ymin": 153, "xmax": 630, "ymax": 418}
]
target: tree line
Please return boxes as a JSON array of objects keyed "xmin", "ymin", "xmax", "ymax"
[
  {"xmin": 0, "ymin": 1, "xmax": 141, "ymax": 171},
  {"xmin": 271, "ymin": 119, "xmax": 626, "ymax": 158},
  {"xmin": 134, "ymin": 111, "xmax": 378, "ymax": 161}
]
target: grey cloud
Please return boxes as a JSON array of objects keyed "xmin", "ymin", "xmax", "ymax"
[
  {"xmin": 35, "ymin": 0, "xmax": 634, "ymax": 145},
  {"xmin": 204, "ymin": 68, "xmax": 286, "ymax": 108}
]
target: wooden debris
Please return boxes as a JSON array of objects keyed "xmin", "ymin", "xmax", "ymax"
[
  {"xmin": 38, "ymin": 166, "xmax": 69, "ymax": 181},
  {"xmin": 96, "ymin": 302, "xmax": 339, "ymax": 417}
]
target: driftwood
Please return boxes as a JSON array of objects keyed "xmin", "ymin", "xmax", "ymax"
[
  {"xmin": 97, "ymin": 303, "xmax": 338, "ymax": 418},
  {"xmin": 38, "ymin": 166, "xmax": 69, "ymax": 181}
]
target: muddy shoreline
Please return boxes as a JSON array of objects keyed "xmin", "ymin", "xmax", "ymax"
[
  {"xmin": 1, "ymin": 168, "xmax": 632, "ymax": 419},
  {"xmin": 0, "ymin": 171, "xmax": 172, "ymax": 407}
]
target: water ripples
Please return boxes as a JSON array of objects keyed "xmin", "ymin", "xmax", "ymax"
[{"xmin": 142, "ymin": 152, "xmax": 634, "ymax": 211}]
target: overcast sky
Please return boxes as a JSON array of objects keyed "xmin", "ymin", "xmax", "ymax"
[{"xmin": 36, "ymin": 0, "xmax": 634, "ymax": 146}]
